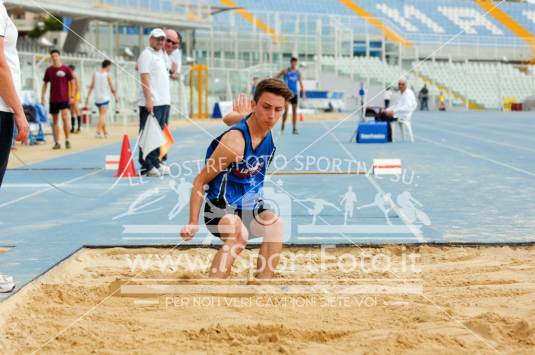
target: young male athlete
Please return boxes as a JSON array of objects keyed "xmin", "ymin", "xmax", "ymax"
[
  {"xmin": 41, "ymin": 49, "xmax": 75, "ymax": 150},
  {"xmin": 275, "ymin": 57, "xmax": 305, "ymax": 135},
  {"xmin": 180, "ymin": 79, "xmax": 293, "ymax": 279}
]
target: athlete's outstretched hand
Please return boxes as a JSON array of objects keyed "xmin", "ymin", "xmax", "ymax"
[
  {"xmin": 224, "ymin": 93, "xmax": 252, "ymax": 126},
  {"xmin": 233, "ymin": 93, "xmax": 251, "ymax": 115},
  {"xmin": 180, "ymin": 224, "xmax": 199, "ymax": 241}
]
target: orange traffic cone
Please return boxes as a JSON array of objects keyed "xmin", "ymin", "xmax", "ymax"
[
  {"xmin": 299, "ymin": 113, "xmax": 304, "ymax": 122},
  {"xmin": 114, "ymin": 134, "xmax": 138, "ymax": 178}
]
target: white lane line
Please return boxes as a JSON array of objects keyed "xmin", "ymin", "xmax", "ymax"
[
  {"xmin": 417, "ymin": 136, "xmax": 535, "ymax": 178},
  {"xmin": 421, "ymin": 119, "xmax": 535, "ymax": 140},
  {"xmin": 133, "ymin": 299, "xmax": 160, "ymax": 306},
  {"xmin": 383, "ymin": 300, "xmax": 410, "ymax": 306},
  {"xmin": 418, "ymin": 122, "xmax": 535, "ymax": 153},
  {"xmin": 297, "ymin": 224, "xmax": 422, "ymax": 234},
  {"xmin": 2, "ymin": 184, "xmax": 58, "ymax": 188},
  {"xmin": 0, "ymin": 169, "xmax": 102, "ymax": 208},
  {"xmin": 324, "ymin": 123, "xmax": 426, "ymax": 242},
  {"xmin": 1, "ymin": 183, "xmax": 134, "ymax": 188}
]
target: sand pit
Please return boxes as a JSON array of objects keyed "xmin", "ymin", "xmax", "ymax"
[{"xmin": 0, "ymin": 245, "xmax": 534, "ymax": 354}]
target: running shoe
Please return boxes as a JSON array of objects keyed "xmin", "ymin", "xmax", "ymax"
[
  {"xmin": 145, "ymin": 167, "xmax": 161, "ymax": 177},
  {"xmin": 0, "ymin": 274, "xmax": 15, "ymax": 293},
  {"xmin": 158, "ymin": 164, "xmax": 170, "ymax": 176}
]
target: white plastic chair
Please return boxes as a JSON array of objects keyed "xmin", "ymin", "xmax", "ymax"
[{"xmin": 390, "ymin": 119, "xmax": 414, "ymax": 143}]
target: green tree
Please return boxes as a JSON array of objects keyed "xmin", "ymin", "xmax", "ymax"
[{"xmin": 28, "ymin": 15, "xmax": 64, "ymax": 39}]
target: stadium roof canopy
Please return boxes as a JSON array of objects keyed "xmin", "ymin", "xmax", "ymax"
[{"xmin": 4, "ymin": 0, "xmax": 212, "ymax": 30}]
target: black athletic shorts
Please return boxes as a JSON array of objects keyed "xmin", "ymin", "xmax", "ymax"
[
  {"xmin": 49, "ymin": 102, "xmax": 70, "ymax": 115},
  {"xmin": 204, "ymin": 199, "xmax": 270, "ymax": 239},
  {"xmin": 289, "ymin": 95, "xmax": 298, "ymax": 105}
]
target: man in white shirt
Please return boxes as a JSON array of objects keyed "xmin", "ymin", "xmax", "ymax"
[
  {"xmin": 137, "ymin": 28, "xmax": 171, "ymax": 177},
  {"xmin": 164, "ymin": 29, "xmax": 182, "ymax": 81},
  {"xmin": 0, "ymin": 1, "xmax": 28, "ymax": 187},
  {"xmin": 1, "ymin": 0, "xmax": 29, "ymax": 293},
  {"xmin": 160, "ymin": 29, "xmax": 182, "ymax": 163},
  {"xmin": 376, "ymin": 80, "xmax": 417, "ymax": 141},
  {"xmin": 384, "ymin": 86, "xmax": 392, "ymax": 108}
]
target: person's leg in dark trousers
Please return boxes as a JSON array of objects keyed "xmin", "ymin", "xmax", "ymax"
[
  {"xmin": 161, "ymin": 105, "xmax": 170, "ymax": 162},
  {"xmin": 162, "ymin": 105, "xmax": 170, "ymax": 127},
  {"xmin": 0, "ymin": 112, "xmax": 15, "ymax": 188},
  {"xmin": 375, "ymin": 111, "xmax": 395, "ymax": 122},
  {"xmin": 150, "ymin": 105, "xmax": 168, "ymax": 167},
  {"xmin": 138, "ymin": 106, "xmax": 149, "ymax": 173},
  {"xmin": 375, "ymin": 111, "xmax": 397, "ymax": 142},
  {"xmin": 138, "ymin": 106, "xmax": 160, "ymax": 173}
]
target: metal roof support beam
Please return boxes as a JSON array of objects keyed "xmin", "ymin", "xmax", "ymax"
[{"xmin": 63, "ymin": 18, "xmax": 90, "ymax": 54}]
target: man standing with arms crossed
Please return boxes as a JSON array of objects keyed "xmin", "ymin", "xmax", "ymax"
[
  {"xmin": 137, "ymin": 28, "xmax": 171, "ymax": 177},
  {"xmin": 161, "ymin": 28, "xmax": 182, "ymax": 164},
  {"xmin": 164, "ymin": 29, "xmax": 182, "ymax": 82},
  {"xmin": 41, "ymin": 49, "xmax": 75, "ymax": 150},
  {"xmin": 275, "ymin": 57, "xmax": 305, "ymax": 135}
]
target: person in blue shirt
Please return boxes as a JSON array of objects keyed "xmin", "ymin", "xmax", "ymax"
[
  {"xmin": 250, "ymin": 77, "xmax": 258, "ymax": 97},
  {"xmin": 180, "ymin": 79, "xmax": 293, "ymax": 279},
  {"xmin": 275, "ymin": 57, "xmax": 305, "ymax": 135}
]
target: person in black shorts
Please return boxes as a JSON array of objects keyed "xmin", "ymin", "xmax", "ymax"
[
  {"xmin": 180, "ymin": 79, "xmax": 293, "ymax": 279},
  {"xmin": 275, "ymin": 57, "xmax": 305, "ymax": 134},
  {"xmin": 41, "ymin": 49, "xmax": 76, "ymax": 150},
  {"xmin": 203, "ymin": 198, "xmax": 270, "ymax": 240}
]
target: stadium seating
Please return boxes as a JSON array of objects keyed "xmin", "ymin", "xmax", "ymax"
[
  {"xmin": 320, "ymin": 55, "xmax": 442, "ymax": 100},
  {"xmin": 210, "ymin": 0, "xmax": 535, "ymax": 48},
  {"xmin": 497, "ymin": 1, "xmax": 535, "ymax": 33},
  {"xmin": 319, "ymin": 54, "xmax": 535, "ymax": 110},
  {"xmin": 417, "ymin": 61, "xmax": 535, "ymax": 109}
]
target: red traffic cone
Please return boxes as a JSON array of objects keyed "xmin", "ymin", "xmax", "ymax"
[
  {"xmin": 114, "ymin": 134, "xmax": 138, "ymax": 178},
  {"xmin": 299, "ymin": 113, "xmax": 304, "ymax": 122}
]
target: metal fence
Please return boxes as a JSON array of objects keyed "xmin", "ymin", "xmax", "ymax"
[{"xmin": 19, "ymin": 52, "xmax": 188, "ymax": 125}]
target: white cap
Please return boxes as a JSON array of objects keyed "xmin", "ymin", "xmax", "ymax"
[{"xmin": 149, "ymin": 28, "xmax": 166, "ymax": 39}]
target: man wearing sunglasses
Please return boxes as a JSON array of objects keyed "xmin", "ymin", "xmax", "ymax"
[
  {"xmin": 164, "ymin": 29, "xmax": 182, "ymax": 81},
  {"xmin": 158, "ymin": 29, "xmax": 183, "ymax": 165},
  {"xmin": 137, "ymin": 28, "xmax": 171, "ymax": 177}
]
